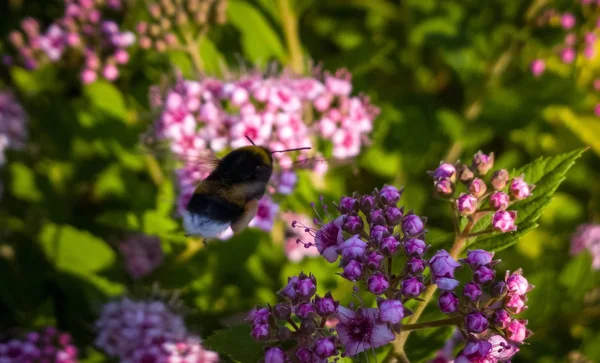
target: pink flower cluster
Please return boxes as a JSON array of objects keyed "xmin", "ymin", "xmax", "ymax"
[
  {"xmin": 0, "ymin": 326, "xmax": 79, "ymax": 362},
  {"xmin": 571, "ymin": 223, "xmax": 600, "ymax": 269},
  {"xmin": 137, "ymin": 0, "xmax": 227, "ymax": 52},
  {"xmin": 3, "ymin": 0, "xmax": 134, "ymax": 84},
  {"xmin": 94, "ymin": 298, "xmax": 218, "ymax": 362},
  {"xmin": 118, "ymin": 234, "xmax": 164, "ymax": 280},
  {"xmin": 150, "ymin": 69, "xmax": 377, "ymax": 234},
  {"xmin": 430, "ymin": 151, "xmax": 534, "ymax": 233},
  {"xmin": 0, "ymin": 91, "xmax": 28, "ymax": 167}
]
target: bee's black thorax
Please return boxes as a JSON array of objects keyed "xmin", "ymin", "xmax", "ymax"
[{"xmin": 205, "ymin": 146, "xmax": 273, "ymax": 185}]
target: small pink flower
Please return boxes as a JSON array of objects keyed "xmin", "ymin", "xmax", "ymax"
[
  {"xmin": 488, "ymin": 335, "xmax": 520, "ymax": 361},
  {"xmin": 81, "ymin": 69, "xmax": 97, "ymax": 84},
  {"xmin": 595, "ymin": 104, "xmax": 600, "ymax": 117},
  {"xmin": 492, "ymin": 210, "xmax": 517, "ymax": 232},
  {"xmin": 456, "ymin": 193, "xmax": 478, "ymax": 215},
  {"xmin": 561, "ymin": 48, "xmax": 576, "ymax": 64},
  {"xmin": 505, "ymin": 319, "xmax": 531, "ymax": 343},
  {"xmin": 561, "ymin": 13, "xmax": 576, "ymax": 30},
  {"xmin": 490, "ymin": 191, "xmax": 510, "ymax": 210},
  {"xmin": 505, "ymin": 293, "xmax": 528, "ymax": 314},
  {"xmin": 314, "ymin": 217, "xmax": 344, "ymax": 263},
  {"xmin": 565, "ymin": 33, "xmax": 577, "ymax": 46},
  {"xmin": 102, "ymin": 64, "xmax": 119, "ymax": 81},
  {"xmin": 505, "ymin": 269, "xmax": 534, "ymax": 295},
  {"xmin": 249, "ymin": 196, "xmax": 279, "ymax": 232},
  {"xmin": 335, "ymin": 306, "xmax": 395, "ymax": 356},
  {"xmin": 510, "ymin": 175, "xmax": 533, "ymax": 200}
]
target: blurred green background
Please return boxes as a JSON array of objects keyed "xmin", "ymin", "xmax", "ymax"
[{"xmin": 0, "ymin": 0, "xmax": 599, "ymax": 362}]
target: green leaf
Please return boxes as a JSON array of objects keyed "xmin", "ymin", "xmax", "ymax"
[
  {"xmin": 471, "ymin": 148, "xmax": 585, "ymax": 251},
  {"xmin": 156, "ymin": 180, "xmax": 175, "ymax": 216},
  {"xmin": 96, "ymin": 210, "xmax": 140, "ymax": 230},
  {"xmin": 227, "ymin": 1, "xmax": 286, "ymax": 63},
  {"xmin": 84, "ymin": 81, "xmax": 127, "ymax": 120},
  {"xmin": 406, "ymin": 326, "xmax": 455, "ymax": 362},
  {"xmin": 198, "ymin": 37, "xmax": 225, "ymax": 76},
  {"xmin": 38, "ymin": 223, "xmax": 115, "ymax": 273},
  {"xmin": 10, "ymin": 162, "xmax": 43, "ymax": 202},
  {"xmin": 11, "ymin": 65, "xmax": 57, "ymax": 95},
  {"xmin": 204, "ymin": 325, "xmax": 263, "ymax": 363},
  {"xmin": 543, "ymin": 106, "xmax": 600, "ymax": 157},
  {"xmin": 142, "ymin": 210, "xmax": 178, "ymax": 235}
]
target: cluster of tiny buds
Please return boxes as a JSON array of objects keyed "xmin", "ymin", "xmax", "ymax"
[
  {"xmin": 137, "ymin": 0, "xmax": 227, "ymax": 52},
  {"xmin": 429, "ymin": 151, "xmax": 534, "ymax": 233},
  {"xmin": 0, "ymin": 326, "xmax": 79, "ymax": 362}
]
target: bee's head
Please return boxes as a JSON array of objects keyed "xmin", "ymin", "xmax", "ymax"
[{"xmin": 218, "ymin": 146, "xmax": 273, "ymax": 183}]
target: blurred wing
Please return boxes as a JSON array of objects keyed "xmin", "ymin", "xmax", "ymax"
[
  {"xmin": 231, "ymin": 199, "xmax": 258, "ymax": 234},
  {"xmin": 277, "ymin": 156, "xmax": 354, "ymax": 170}
]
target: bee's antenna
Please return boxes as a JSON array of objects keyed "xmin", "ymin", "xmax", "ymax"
[
  {"xmin": 245, "ymin": 135, "xmax": 256, "ymax": 145},
  {"xmin": 271, "ymin": 146, "xmax": 312, "ymax": 154}
]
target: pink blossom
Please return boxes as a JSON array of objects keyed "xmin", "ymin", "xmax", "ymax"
[
  {"xmin": 335, "ymin": 306, "xmax": 395, "ymax": 356},
  {"xmin": 492, "ymin": 211, "xmax": 517, "ymax": 232},
  {"xmin": 561, "ymin": 13, "xmax": 576, "ymax": 30},
  {"xmin": 39, "ymin": 24, "xmax": 66, "ymax": 61},
  {"xmin": 118, "ymin": 234, "xmax": 164, "ymax": 280},
  {"xmin": 561, "ymin": 48, "xmax": 576, "ymax": 64},
  {"xmin": 249, "ymin": 196, "xmax": 279, "ymax": 231},
  {"xmin": 314, "ymin": 216, "xmax": 345, "ymax": 262}
]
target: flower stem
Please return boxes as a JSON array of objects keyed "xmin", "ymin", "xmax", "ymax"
[
  {"xmin": 182, "ymin": 31, "xmax": 204, "ymax": 73},
  {"xmin": 277, "ymin": 0, "xmax": 304, "ymax": 74},
  {"xmin": 402, "ymin": 316, "xmax": 463, "ymax": 332}
]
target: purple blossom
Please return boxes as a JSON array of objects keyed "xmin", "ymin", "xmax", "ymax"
[
  {"xmin": 339, "ymin": 196, "xmax": 358, "ymax": 214},
  {"xmin": 402, "ymin": 214, "xmax": 425, "ymax": 236},
  {"xmin": 338, "ymin": 235, "xmax": 367, "ymax": 261},
  {"xmin": 429, "ymin": 249, "xmax": 461, "ymax": 278},
  {"xmin": 492, "ymin": 211, "xmax": 517, "ymax": 233},
  {"xmin": 280, "ymin": 276, "xmax": 300, "ymax": 300},
  {"xmin": 295, "ymin": 302, "xmax": 316, "ymax": 320},
  {"xmin": 366, "ymin": 251, "xmax": 385, "ymax": 269},
  {"xmin": 368, "ymin": 273, "xmax": 389, "ymax": 295},
  {"xmin": 434, "ymin": 178, "xmax": 454, "ymax": 196},
  {"xmin": 252, "ymin": 324, "xmax": 270, "ymax": 340},
  {"xmin": 315, "ymin": 217, "xmax": 345, "ymax": 263},
  {"xmin": 265, "ymin": 347, "xmax": 286, "ymax": 363},
  {"xmin": 370, "ymin": 225, "xmax": 390, "ymax": 243},
  {"xmin": 39, "ymin": 24, "xmax": 66, "ymax": 61},
  {"xmin": 251, "ymin": 307, "xmax": 271, "ymax": 324},
  {"xmin": 0, "ymin": 327, "xmax": 79, "ymax": 363},
  {"xmin": 456, "ymin": 193, "xmax": 478, "ymax": 216},
  {"xmin": 455, "ymin": 339, "xmax": 493, "ymax": 363},
  {"xmin": 343, "ymin": 215, "xmax": 364, "ymax": 235},
  {"xmin": 360, "ymin": 195, "xmax": 376, "ymax": 213},
  {"xmin": 465, "ymin": 249, "xmax": 494, "ymax": 268},
  {"xmin": 491, "ymin": 309, "xmax": 511, "ymax": 329},
  {"xmin": 379, "ymin": 185, "xmax": 402, "ymax": 205},
  {"xmin": 336, "ymin": 306, "xmax": 395, "ymax": 356},
  {"xmin": 0, "ymin": 91, "xmax": 28, "ymax": 166},
  {"xmin": 401, "ymin": 277, "xmax": 425, "ymax": 297},
  {"xmin": 273, "ymin": 303, "xmax": 291, "ymax": 320},
  {"xmin": 473, "ymin": 265, "xmax": 496, "ymax": 285},
  {"xmin": 438, "ymin": 292, "xmax": 459, "ymax": 314},
  {"xmin": 314, "ymin": 337, "xmax": 337, "ymax": 358},
  {"xmin": 488, "ymin": 335, "xmax": 520, "ymax": 361},
  {"xmin": 296, "ymin": 274, "xmax": 317, "ymax": 298},
  {"xmin": 342, "ymin": 260, "xmax": 363, "ymax": 281},
  {"xmin": 463, "ymin": 282, "xmax": 483, "ymax": 301},
  {"xmin": 505, "ymin": 270, "xmax": 533, "ymax": 295},
  {"xmin": 465, "ymin": 312, "xmax": 489, "ymax": 333},
  {"xmin": 378, "ymin": 299, "xmax": 405, "ymax": 324},
  {"xmin": 404, "ymin": 238, "xmax": 427, "ymax": 256},
  {"xmin": 429, "ymin": 163, "xmax": 456, "ymax": 181},
  {"xmin": 369, "ymin": 209, "xmax": 386, "ymax": 225},
  {"xmin": 118, "ymin": 234, "xmax": 164, "ymax": 280}
]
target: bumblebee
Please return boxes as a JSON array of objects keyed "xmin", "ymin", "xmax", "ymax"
[{"xmin": 183, "ymin": 137, "xmax": 310, "ymax": 238}]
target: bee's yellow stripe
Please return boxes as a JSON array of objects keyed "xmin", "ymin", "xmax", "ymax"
[{"xmin": 238, "ymin": 145, "xmax": 271, "ymax": 165}]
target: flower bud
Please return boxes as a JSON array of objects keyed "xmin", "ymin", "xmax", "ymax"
[
  {"xmin": 314, "ymin": 292, "xmax": 338, "ymax": 316},
  {"xmin": 472, "ymin": 151, "xmax": 495, "ymax": 175},
  {"xmin": 338, "ymin": 235, "xmax": 367, "ymax": 261},
  {"xmin": 343, "ymin": 260, "xmax": 363, "ymax": 281},
  {"xmin": 506, "ymin": 319, "xmax": 531, "ymax": 343},
  {"xmin": 381, "ymin": 236, "xmax": 400, "ymax": 255},
  {"xmin": 314, "ymin": 337, "xmax": 337, "ymax": 358},
  {"xmin": 369, "ymin": 209, "xmax": 386, "ymax": 226},
  {"xmin": 265, "ymin": 347, "xmax": 285, "ymax": 363},
  {"xmin": 465, "ymin": 312, "xmax": 489, "ymax": 333},
  {"xmin": 492, "ymin": 211, "xmax": 517, "ymax": 233},
  {"xmin": 343, "ymin": 215, "xmax": 364, "ymax": 235},
  {"xmin": 491, "ymin": 309, "xmax": 511, "ymax": 329},
  {"xmin": 509, "ymin": 176, "xmax": 533, "ymax": 200},
  {"xmin": 456, "ymin": 339, "xmax": 493, "ymax": 362},
  {"xmin": 279, "ymin": 276, "xmax": 299, "ymax": 300},
  {"xmin": 491, "ymin": 281, "xmax": 507, "ymax": 297},
  {"xmin": 251, "ymin": 324, "xmax": 270, "ymax": 340},
  {"xmin": 489, "ymin": 191, "xmax": 510, "ymax": 210},
  {"xmin": 438, "ymin": 291, "xmax": 459, "ymax": 314},
  {"xmin": 339, "ymin": 196, "xmax": 358, "ymax": 214},
  {"xmin": 402, "ymin": 214, "xmax": 425, "ymax": 236},
  {"xmin": 299, "ymin": 319, "xmax": 317, "ymax": 335},
  {"xmin": 360, "ymin": 195, "xmax": 376, "ymax": 213},
  {"xmin": 379, "ymin": 185, "xmax": 402, "ymax": 205},
  {"xmin": 296, "ymin": 273, "xmax": 317, "ymax": 298},
  {"xmin": 370, "ymin": 225, "xmax": 390, "ymax": 244},
  {"xmin": 429, "ymin": 249, "xmax": 461, "ymax": 278},
  {"xmin": 276, "ymin": 326, "xmax": 292, "ymax": 341},
  {"xmin": 368, "ymin": 273, "xmax": 389, "ymax": 295},
  {"xmin": 469, "ymin": 178, "xmax": 487, "ymax": 198},
  {"xmin": 378, "ymin": 299, "xmax": 405, "ymax": 324},
  {"xmin": 405, "ymin": 257, "xmax": 426, "ymax": 274},
  {"xmin": 273, "ymin": 302, "xmax": 291, "ymax": 320},
  {"xmin": 295, "ymin": 302, "xmax": 315, "ymax": 320},
  {"xmin": 504, "ymin": 293, "xmax": 527, "ymax": 314},
  {"xmin": 385, "ymin": 207, "xmax": 403, "ymax": 225},
  {"xmin": 456, "ymin": 193, "xmax": 478, "ymax": 216},
  {"xmin": 401, "ymin": 277, "xmax": 425, "ymax": 297},
  {"xmin": 435, "ymin": 277, "xmax": 460, "ymax": 291},
  {"xmin": 473, "ymin": 265, "xmax": 495, "ymax": 285},
  {"xmin": 465, "ymin": 249, "xmax": 494, "ymax": 268},
  {"xmin": 360, "ymin": 252, "xmax": 381, "ymax": 271},
  {"xmin": 251, "ymin": 307, "xmax": 270, "ymax": 324},
  {"xmin": 506, "ymin": 270, "xmax": 534, "ymax": 295},
  {"xmin": 434, "ymin": 178, "xmax": 454, "ymax": 196},
  {"xmin": 429, "ymin": 163, "xmax": 456, "ymax": 181},
  {"xmin": 463, "ymin": 282, "xmax": 482, "ymax": 301},
  {"xmin": 490, "ymin": 169, "xmax": 509, "ymax": 190},
  {"xmin": 295, "ymin": 347, "xmax": 313, "ymax": 362},
  {"xmin": 404, "ymin": 238, "xmax": 427, "ymax": 256},
  {"xmin": 457, "ymin": 164, "xmax": 475, "ymax": 184}
]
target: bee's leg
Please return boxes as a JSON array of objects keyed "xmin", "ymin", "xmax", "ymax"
[{"xmin": 231, "ymin": 199, "xmax": 259, "ymax": 234}]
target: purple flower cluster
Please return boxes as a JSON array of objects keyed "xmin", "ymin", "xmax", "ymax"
[
  {"xmin": 3, "ymin": 0, "xmax": 134, "ymax": 84},
  {"xmin": 94, "ymin": 298, "xmax": 218, "ymax": 362},
  {"xmin": 0, "ymin": 91, "xmax": 28, "ymax": 167},
  {"xmin": 430, "ymin": 151, "xmax": 534, "ymax": 233},
  {"xmin": 0, "ymin": 327, "xmax": 79, "ymax": 362},
  {"xmin": 150, "ymin": 69, "xmax": 377, "ymax": 233},
  {"xmin": 571, "ymin": 223, "xmax": 600, "ymax": 270},
  {"xmin": 137, "ymin": 0, "xmax": 227, "ymax": 52},
  {"xmin": 118, "ymin": 234, "xmax": 164, "ymax": 280}
]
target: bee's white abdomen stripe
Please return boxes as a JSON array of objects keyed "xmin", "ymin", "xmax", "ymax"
[{"xmin": 183, "ymin": 211, "xmax": 230, "ymax": 238}]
